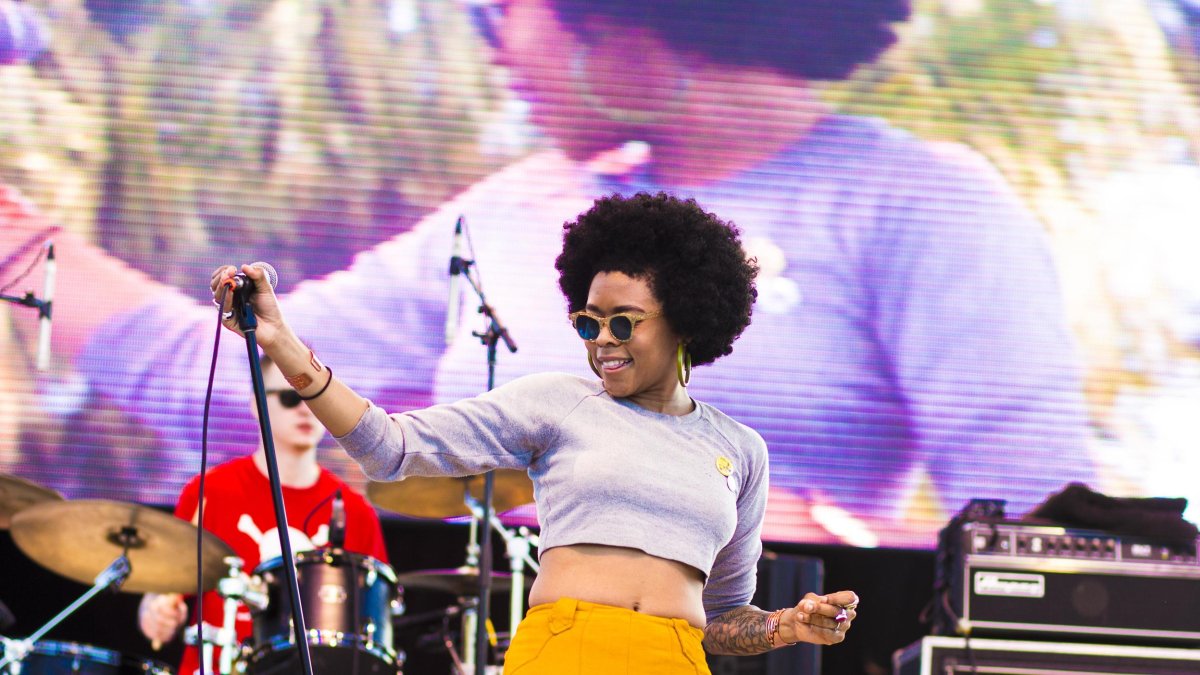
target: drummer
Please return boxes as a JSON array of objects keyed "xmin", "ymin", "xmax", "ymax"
[{"xmin": 136, "ymin": 353, "xmax": 388, "ymax": 675}]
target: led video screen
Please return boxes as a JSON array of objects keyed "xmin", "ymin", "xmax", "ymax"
[{"xmin": 3, "ymin": 0, "xmax": 1200, "ymax": 549}]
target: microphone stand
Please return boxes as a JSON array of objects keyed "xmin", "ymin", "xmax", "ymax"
[
  {"xmin": 231, "ymin": 287, "xmax": 314, "ymax": 675},
  {"xmin": 456, "ymin": 257, "xmax": 518, "ymax": 675}
]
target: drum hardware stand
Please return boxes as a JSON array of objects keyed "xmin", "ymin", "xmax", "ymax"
[
  {"xmin": 459, "ymin": 510, "xmax": 483, "ymax": 672},
  {"xmin": 183, "ymin": 557, "xmax": 271, "ymax": 675},
  {"xmin": 452, "ymin": 502, "xmax": 508, "ymax": 672},
  {"xmin": 216, "ymin": 557, "xmax": 266, "ymax": 675},
  {"xmin": 453, "ymin": 231, "xmax": 518, "ymax": 675},
  {"xmin": 508, "ymin": 526, "xmax": 540, "ymax": 635},
  {"xmin": 183, "ymin": 622, "xmax": 221, "ymax": 675},
  {"xmin": 229, "ymin": 283, "xmax": 314, "ymax": 675},
  {"xmin": 464, "ymin": 497, "xmax": 540, "ymax": 639},
  {"xmin": 0, "ymin": 554, "xmax": 130, "ymax": 671},
  {"xmin": 445, "ymin": 598, "xmax": 475, "ymax": 675}
]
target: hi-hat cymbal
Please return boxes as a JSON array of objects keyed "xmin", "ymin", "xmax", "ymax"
[
  {"xmin": 0, "ymin": 473, "xmax": 64, "ymax": 529},
  {"xmin": 395, "ymin": 566, "xmax": 530, "ymax": 596},
  {"xmin": 10, "ymin": 499, "xmax": 233, "ymax": 594},
  {"xmin": 367, "ymin": 470, "xmax": 534, "ymax": 519}
]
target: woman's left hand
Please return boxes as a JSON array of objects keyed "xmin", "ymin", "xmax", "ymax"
[{"xmin": 780, "ymin": 590, "xmax": 859, "ymax": 645}]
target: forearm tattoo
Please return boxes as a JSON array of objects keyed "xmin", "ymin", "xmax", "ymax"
[{"xmin": 703, "ymin": 605, "xmax": 773, "ymax": 655}]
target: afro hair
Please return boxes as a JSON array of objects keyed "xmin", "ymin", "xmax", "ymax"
[{"xmin": 555, "ymin": 192, "xmax": 758, "ymax": 366}]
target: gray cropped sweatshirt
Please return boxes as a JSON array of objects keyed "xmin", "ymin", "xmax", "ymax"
[{"xmin": 336, "ymin": 372, "xmax": 768, "ymax": 621}]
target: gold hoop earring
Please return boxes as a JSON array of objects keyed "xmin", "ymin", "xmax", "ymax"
[
  {"xmin": 676, "ymin": 343, "xmax": 692, "ymax": 387},
  {"xmin": 588, "ymin": 352, "xmax": 602, "ymax": 378}
]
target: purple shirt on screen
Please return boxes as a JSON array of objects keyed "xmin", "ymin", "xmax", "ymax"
[{"xmin": 80, "ymin": 115, "xmax": 1094, "ymax": 545}]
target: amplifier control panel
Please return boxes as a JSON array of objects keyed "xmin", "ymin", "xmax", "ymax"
[{"xmin": 963, "ymin": 522, "xmax": 1198, "ymax": 565}]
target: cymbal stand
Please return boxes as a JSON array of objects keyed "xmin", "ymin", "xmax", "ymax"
[
  {"xmin": 509, "ymin": 526, "xmax": 540, "ymax": 636},
  {"xmin": 0, "ymin": 554, "xmax": 130, "ymax": 670},
  {"xmin": 455, "ymin": 495, "xmax": 543, "ymax": 671},
  {"xmin": 458, "ymin": 512, "xmax": 482, "ymax": 671},
  {"xmin": 445, "ymin": 599, "xmax": 475, "ymax": 675},
  {"xmin": 464, "ymin": 497, "xmax": 540, "ymax": 637}
]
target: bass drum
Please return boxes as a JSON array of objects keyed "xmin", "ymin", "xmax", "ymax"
[
  {"xmin": 2, "ymin": 640, "xmax": 173, "ymax": 674},
  {"xmin": 246, "ymin": 549, "xmax": 402, "ymax": 675}
]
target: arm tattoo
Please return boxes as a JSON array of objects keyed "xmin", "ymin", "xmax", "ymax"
[{"xmin": 703, "ymin": 605, "xmax": 773, "ymax": 655}]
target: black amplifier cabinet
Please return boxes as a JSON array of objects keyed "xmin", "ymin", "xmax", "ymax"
[
  {"xmin": 894, "ymin": 636, "xmax": 1200, "ymax": 675},
  {"xmin": 939, "ymin": 521, "xmax": 1200, "ymax": 644}
]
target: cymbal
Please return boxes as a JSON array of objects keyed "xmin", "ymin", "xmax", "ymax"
[
  {"xmin": 0, "ymin": 473, "xmax": 64, "ymax": 529},
  {"xmin": 367, "ymin": 470, "xmax": 534, "ymax": 519},
  {"xmin": 10, "ymin": 499, "xmax": 234, "ymax": 594},
  {"xmin": 395, "ymin": 566, "xmax": 530, "ymax": 596}
]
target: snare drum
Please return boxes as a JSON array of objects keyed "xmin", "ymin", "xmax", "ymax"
[
  {"xmin": 246, "ymin": 549, "xmax": 402, "ymax": 675},
  {"xmin": 3, "ymin": 640, "xmax": 173, "ymax": 674}
]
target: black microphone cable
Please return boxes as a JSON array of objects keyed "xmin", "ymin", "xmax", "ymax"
[
  {"xmin": 300, "ymin": 489, "xmax": 340, "ymax": 542},
  {"xmin": 0, "ymin": 239, "xmax": 48, "ymax": 294},
  {"xmin": 192, "ymin": 284, "xmax": 231, "ymax": 675}
]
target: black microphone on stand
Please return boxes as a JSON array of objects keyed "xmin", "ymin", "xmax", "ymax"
[
  {"xmin": 224, "ymin": 261, "xmax": 279, "ymax": 294},
  {"xmin": 445, "ymin": 216, "xmax": 467, "ymax": 345},
  {"xmin": 329, "ymin": 489, "xmax": 346, "ymax": 550}
]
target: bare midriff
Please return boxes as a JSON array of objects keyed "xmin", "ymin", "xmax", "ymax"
[{"xmin": 528, "ymin": 544, "xmax": 708, "ymax": 628}]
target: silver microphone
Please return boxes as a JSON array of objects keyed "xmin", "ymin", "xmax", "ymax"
[
  {"xmin": 445, "ymin": 217, "xmax": 466, "ymax": 345},
  {"xmin": 35, "ymin": 242, "xmax": 55, "ymax": 372}
]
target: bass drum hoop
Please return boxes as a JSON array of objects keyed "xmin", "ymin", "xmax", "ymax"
[
  {"xmin": 254, "ymin": 549, "xmax": 398, "ymax": 585},
  {"xmin": 247, "ymin": 630, "xmax": 401, "ymax": 668},
  {"xmin": 7, "ymin": 640, "xmax": 174, "ymax": 675}
]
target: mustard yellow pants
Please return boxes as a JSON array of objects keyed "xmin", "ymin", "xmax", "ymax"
[{"xmin": 502, "ymin": 598, "xmax": 711, "ymax": 674}]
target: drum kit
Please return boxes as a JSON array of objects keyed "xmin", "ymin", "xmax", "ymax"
[
  {"xmin": 0, "ymin": 470, "xmax": 540, "ymax": 675},
  {"xmin": 0, "ymin": 474, "xmax": 229, "ymax": 674}
]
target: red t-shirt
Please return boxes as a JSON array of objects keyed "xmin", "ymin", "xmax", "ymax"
[{"xmin": 174, "ymin": 455, "xmax": 388, "ymax": 675}]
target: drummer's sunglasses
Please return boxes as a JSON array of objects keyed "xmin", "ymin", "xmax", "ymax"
[
  {"xmin": 569, "ymin": 310, "xmax": 662, "ymax": 343},
  {"xmin": 266, "ymin": 389, "xmax": 304, "ymax": 409}
]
